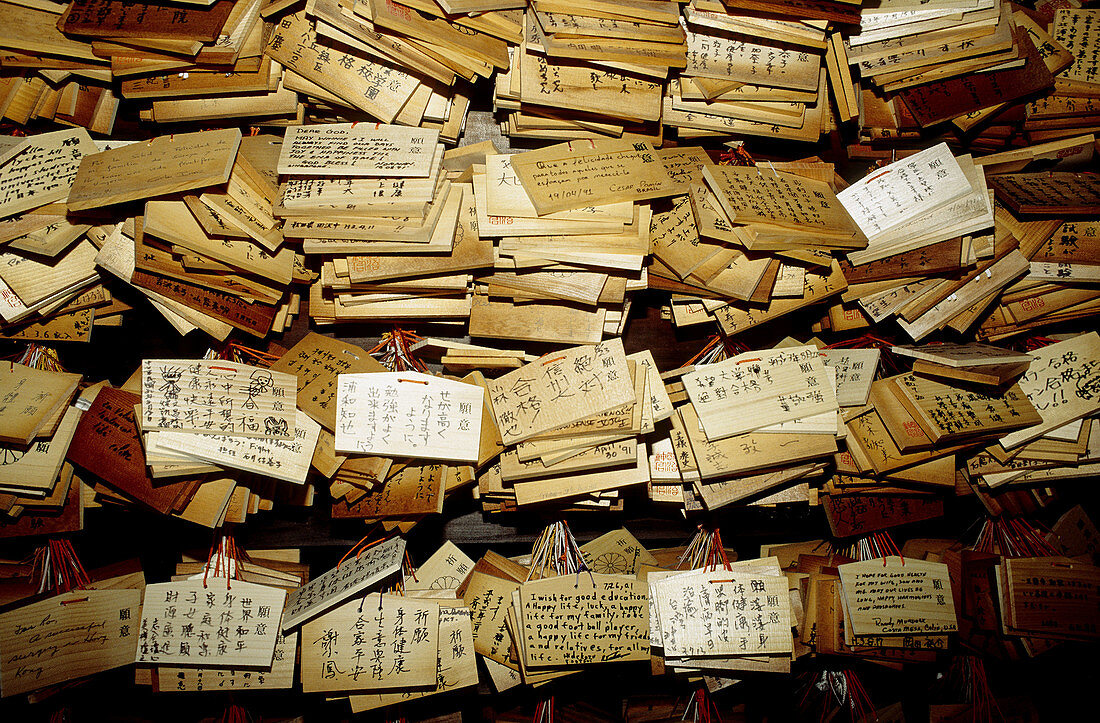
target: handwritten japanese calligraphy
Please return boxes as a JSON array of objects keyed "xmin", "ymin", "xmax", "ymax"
[
  {"xmin": 141, "ymin": 360, "xmax": 297, "ymax": 439},
  {"xmin": 301, "ymin": 594, "xmax": 438, "ymax": 692},
  {"xmin": 137, "ymin": 579, "xmax": 287, "ymax": 667},
  {"xmin": 335, "ymin": 372, "xmax": 484, "ymax": 462},
  {"xmin": 487, "ymin": 339, "xmax": 635, "ymax": 445},
  {"xmin": 282, "ymin": 536, "xmax": 406, "ymax": 630}
]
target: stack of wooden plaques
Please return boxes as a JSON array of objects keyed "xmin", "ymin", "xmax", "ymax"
[
  {"xmin": 1, "ymin": 0, "xmax": 1099, "ymax": 160},
  {"xmin": 946, "ymin": 335, "xmax": 1100, "ymax": 494},
  {"xmin": 0, "ymin": 492, "xmax": 1098, "ymax": 714},
  {"xmin": 0, "ymin": 0, "xmax": 295, "ymax": 132},
  {"xmin": 668, "ymin": 1, "xmax": 835, "ymax": 143},
  {"xmin": 663, "ymin": 344, "xmax": 844, "ymax": 514},
  {"xmin": 477, "ymin": 339, "xmax": 667, "ymax": 511},
  {"xmin": 848, "ymin": 3, "xmax": 1053, "ymax": 137},
  {"xmin": 0, "ymin": 2, "xmax": 120, "ymax": 134},
  {"xmin": 935, "ymin": 522, "xmax": 1096, "ymax": 662},
  {"xmin": 994, "ymin": 555, "xmax": 1100, "ymax": 648},
  {"xmin": 274, "ymin": 333, "xmax": 504, "ymax": 525},
  {"xmin": 660, "ymin": 140, "xmax": 1099, "ymax": 344},
  {"xmin": 972, "ymin": 172, "xmax": 1100, "ymax": 340},
  {"xmin": 61, "ymin": 356, "xmax": 318, "ymax": 530},
  {"xmin": 0, "ymin": 0, "xmax": 487, "ymax": 134},
  {"xmin": 65, "ymin": 128, "xmax": 303, "ymax": 341},
  {"xmin": 142, "ymin": 548, "xmax": 306, "ymax": 693},
  {"xmin": 14, "ymin": 121, "xmax": 1093, "ymax": 352},
  {"xmin": 661, "ymin": 154, "xmax": 859, "ymax": 336},
  {"xmin": 842, "ymin": 3, "xmax": 1100, "ymax": 156},
  {"xmin": 0, "ymin": 362, "xmax": 83, "ymax": 537},
  {"xmin": 269, "ymin": 332, "xmax": 385, "ymax": 502},
  {"xmin": 135, "ymin": 358, "xmax": 317, "ymax": 484},
  {"xmin": 459, "ymin": 529, "xmax": 646, "ymax": 689},
  {"xmin": 0, "ymin": 129, "xmax": 121, "ymax": 343},
  {"xmin": 282, "ymin": 124, "xmax": 480, "ymax": 327},
  {"xmin": 410, "ymin": 337, "xmax": 539, "ymax": 373},
  {"xmin": 326, "ymin": 354, "xmax": 499, "ymax": 530},
  {"xmin": 829, "ymin": 143, "xmax": 1003, "ymax": 341},
  {"xmin": 649, "ymin": 555, "xmax": 796, "ymax": 677},
  {"xmin": 469, "ymin": 141, "xmax": 683, "ymax": 344},
  {"xmin": 790, "ymin": 545, "xmax": 960, "ymax": 667},
  {"xmin": 266, "ymin": 1, "xmax": 492, "ymax": 138},
  {"xmin": 126, "ymin": 545, "xmax": 294, "ymax": 692},
  {"xmin": 494, "ymin": 1, "xmax": 679, "ymax": 141},
  {"xmin": 834, "ymin": 145, "xmax": 1098, "ymax": 344},
  {"xmin": 290, "ymin": 537, "xmax": 480, "ymax": 709},
  {"xmin": 838, "ymin": 371, "xmax": 1040, "ymax": 503},
  {"xmin": 64, "ymin": 0, "xmax": 275, "ymax": 127},
  {"xmin": 815, "ymin": 334, "xmax": 1100, "ymax": 541},
  {"xmin": 1018, "ymin": 9, "xmax": 1100, "ymax": 147}
]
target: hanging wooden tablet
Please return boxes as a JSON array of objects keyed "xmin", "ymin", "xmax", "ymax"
[
  {"xmin": 141, "ymin": 359, "xmax": 296, "ymax": 439},
  {"xmin": 300, "ymin": 593, "xmax": 438, "ymax": 693},
  {"xmin": 838, "ymin": 557, "xmax": 958, "ymax": 637},
  {"xmin": 136, "ymin": 578, "xmax": 287, "ymax": 667},
  {"xmin": 335, "ymin": 372, "xmax": 485, "ymax": 462},
  {"xmin": 269, "ymin": 334, "xmax": 386, "ymax": 431},
  {"xmin": 486, "ymin": 339, "xmax": 634, "ymax": 445},
  {"xmin": 683, "ymin": 346, "xmax": 837, "ymax": 441},
  {"xmin": 67, "ymin": 128, "xmax": 241, "ymax": 212},
  {"xmin": 0, "ymin": 128, "xmax": 98, "ymax": 219},
  {"xmin": 1003, "ymin": 557, "xmax": 1100, "ymax": 640},
  {"xmin": 822, "ymin": 494, "xmax": 945, "ymax": 539},
  {"xmin": 157, "ymin": 630, "xmax": 297, "ymax": 692},
  {"xmin": 152, "ymin": 409, "xmax": 321, "ymax": 484},
  {"xmin": 0, "ymin": 588, "xmax": 141, "ymax": 697},
  {"xmin": 349, "ymin": 603, "xmax": 478, "ymax": 712},
  {"xmin": 999, "ymin": 333, "xmax": 1100, "ymax": 451},
  {"xmin": 509, "ymin": 137, "xmax": 678, "ymax": 215},
  {"xmin": 0, "ymin": 364, "xmax": 81, "ymax": 445},
  {"xmin": 278, "ymin": 124, "xmax": 440, "ymax": 177},
  {"xmin": 653, "ymin": 567, "xmax": 793, "ymax": 658},
  {"xmin": 281, "ymin": 536, "xmax": 405, "ymax": 630},
  {"xmin": 518, "ymin": 573, "xmax": 649, "ymax": 667},
  {"xmin": 67, "ymin": 388, "xmax": 195, "ymax": 515}
]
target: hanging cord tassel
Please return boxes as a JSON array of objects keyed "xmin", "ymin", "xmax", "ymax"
[
  {"xmin": 30, "ymin": 539, "xmax": 90, "ymax": 595},
  {"xmin": 970, "ymin": 516, "xmax": 1058, "ymax": 558},
  {"xmin": 795, "ymin": 671, "xmax": 831, "ymax": 722},
  {"xmin": 945, "ymin": 655, "xmax": 1003, "ymax": 723},
  {"xmin": 851, "ymin": 531, "xmax": 904, "ymax": 566},
  {"xmin": 686, "ymin": 335, "xmax": 751, "ymax": 367},
  {"xmin": 335, "ymin": 527, "xmax": 401, "ymax": 610},
  {"xmin": 844, "ymin": 670, "xmax": 876, "ymax": 722},
  {"xmin": 677, "ymin": 526, "xmax": 731, "ymax": 572},
  {"xmin": 1020, "ymin": 336, "xmax": 1056, "ymax": 352},
  {"xmin": 677, "ymin": 526, "xmax": 711, "ymax": 571},
  {"xmin": 336, "ymin": 529, "xmax": 389, "ymax": 570},
  {"xmin": 533, "ymin": 695, "xmax": 554, "ymax": 723},
  {"xmin": 799, "ymin": 669, "xmax": 876, "ymax": 722},
  {"xmin": 203, "ymin": 532, "xmax": 248, "ymax": 590},
  {"xmin": 205, "ymin": 342, "xmax": 279, "ymax": 367},
  {"xmin": 219, "ymin": 701, "xmax": 252, "ymax": 723},
  {"xmin": 368, "ymin": 328, "xmax": 428, "ymax": 372},
  {"xmin": 683, "ymin": 684, "xmax": 722, "ymax": 723},
  {"xmin": 228, "ymin": 342, "xmax": 280, "ymax": 367},
  {"xmin": 716, "ymin": 144, "xmax": 755, "ymax": 167},
  {"xmin": 527, "ymin": 521, "xmax": 592, "ymax": 585},
  {"xmin": 13, "ymin": 344, "xmax": 66, "ymax": 372},
  {"xmin": 383, "ymin": 548, "xmax": 417, "ymax": 599}
]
